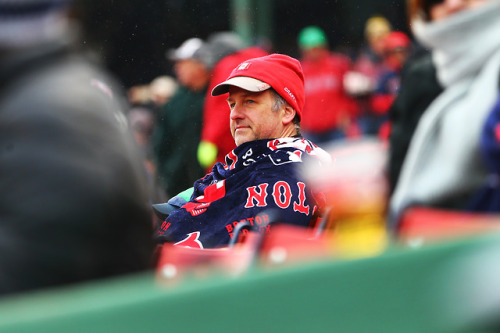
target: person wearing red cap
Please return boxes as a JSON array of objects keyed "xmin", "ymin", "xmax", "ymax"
[
  {"xmin": 153, "ymin": 54, "xmax": 331, "ymax": 248},
  {"xmin": 197, "ymin": 33, "xmax": 268, "ymax": 172},
  {"xmin": 369, "ymin": 31, "xmax": 412, "ymax": 139}
]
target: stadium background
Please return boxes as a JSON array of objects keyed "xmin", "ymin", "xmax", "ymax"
[{"xmin": 77, "ymin": 0, "xmax": 408, "ymax": 89}]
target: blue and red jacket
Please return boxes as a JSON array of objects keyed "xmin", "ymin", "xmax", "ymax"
[
  {"xmin": 155, "ymin": 137, "xmax": 331, "ymax": 248},
  {"xmin": 467, "ymin": 93, "xmax": 500, "ymax": 212}
]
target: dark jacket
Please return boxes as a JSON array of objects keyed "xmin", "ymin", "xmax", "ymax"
[
  {"xmin": 155, "ymin": 138, "xmax": 330, "ymax": 248},
  {"xmin": 153, "ymin": 85, "xmax": 206, "ymax": 197},
  {"xmin": 0, "ymin": 40, "xmax": 154, "ymax": 295},
  {"xmin": 388, "ymin": 53, "xmax": 443, "ymax": 194}
]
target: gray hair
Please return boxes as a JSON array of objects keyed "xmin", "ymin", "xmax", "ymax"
[{"xmin": 271, "ymin": 89, "xmax": 301, "ymax": 136}]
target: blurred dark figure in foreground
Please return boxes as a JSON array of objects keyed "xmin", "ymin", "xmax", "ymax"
[{"xmin": 0, "ymin": 0, "xmax": 154, "ymax": 296}]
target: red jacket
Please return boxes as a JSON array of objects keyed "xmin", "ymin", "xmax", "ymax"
[
  {"xmin": 201, "ymin": 47, "xmax": 268, "ymax": 165},
  {"xmin": 300, "ymin": 53, "xmax": 359, "ymax": 133}
]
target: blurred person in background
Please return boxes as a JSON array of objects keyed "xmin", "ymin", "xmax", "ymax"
[
  {"xmin": 149, "ymin": 75, "xmax": 178, "ymax": 110},
  {"xmin": 353, "ymin": 15, "xmax": 392, "ymax": 86},
  {"xmin": 0, "ymin": 0, "xmax": 154, "ymax": 295},
  {"xmin": 297, "ymin": 26, "xmax": 359, "ymax": 146},
  {"xmin": 390, "ymin": 0, "xmax": 500, "ymax": 226},
  {"xmin": 346, "ymin": 15, "xmax": 393, "ymax": 136},
  {"xmin": 127, "ymin": 105, "xmax": 163, "ymax": 203},
  {"xmin": 370, "ymin": 31, "xmax": 413, "ymax": 140},
  {"xmin": 387, "ymin": 50, "xmax": 442, "ymax": 195},
  {"xmin": 152, "ymin": 37, "xmax": 210, "ymax": 199},
  {"xmin": 154, "ymin": 54, "xmax": 331, "ymax": 248},
  {"xmin": 127, "ymin": 76, "xmax": 177, "ymax": 116},
  {"xmin": 127, "ymin": 76, "xmax": 177, "ymax": 205},
  {"xmin": 127, "ymin": 84, "xmax": 153, "ymax": 106},
  {"xmin": 197, "ymin": 31, "xmax": 268, "ymax": 171}
]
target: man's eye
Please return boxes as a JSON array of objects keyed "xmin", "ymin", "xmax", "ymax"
[
  {"xmin": 246, "ymin": 100, "xmax": 255, "ymax": 104},
  {"xmin": 229, "ymin": 103, "xmax": 235, "ymax": 108}
]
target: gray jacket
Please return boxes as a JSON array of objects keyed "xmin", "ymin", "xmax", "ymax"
[{"xmin": 0, "ymin": 40, "xmax": 153, "ymax": 295}]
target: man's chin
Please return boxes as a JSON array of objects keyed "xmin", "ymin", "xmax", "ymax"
[{"xmin": 234, "ymin": 134, "xmax": 253, "ymax": 147}]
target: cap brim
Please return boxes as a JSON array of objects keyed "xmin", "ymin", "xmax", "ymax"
[
  {"xmin": 152, "ymin": 203, "xmax": 178, "ymax": 220},
  {"xmin": 211, "ymin": 76, "xmax": 271, "ymax": 96}
]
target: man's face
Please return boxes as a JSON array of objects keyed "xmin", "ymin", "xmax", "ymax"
[
  {"xmin": 384, "ymin": 47, "xmax": 410, "ymax": 71},
  {"xmin": 369, "ymin": 32, "xmax": 389, "ymax": 56},
  {"xmin": 227, "ymin": 87, "xmax": 285, "ymax": 146},
  {"xmin": 174, "ymin": 59, "xmax": 209, "ymax": 91},
  {"xmin": 301, "ymin": 46, "xmax": 328, "ymax": 62}
]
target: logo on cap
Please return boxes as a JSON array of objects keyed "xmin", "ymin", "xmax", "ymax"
[
  {"xmin": 257, "ymin": 82, "xmax": 269, "ymax": 90},
  {"xmin": 238, "ymin": 62, "xmax": 250, "ymax": 70},
  {"xmin": 284, "ymin": 87, "xmax": 296, "ymax": 101}
]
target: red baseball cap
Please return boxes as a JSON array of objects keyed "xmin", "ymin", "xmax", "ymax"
[
  {"xmin": 384, "ymin": 31, "xmax": 411, "ymax": 52},
  {"xmin": 211, "ymin": 53, "xmax": 305, "ymax": 118}
]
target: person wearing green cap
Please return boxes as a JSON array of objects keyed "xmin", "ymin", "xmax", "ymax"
[
  {"xmin": 297, "ymin": 26, "xmax": 359, "ymax": 146},
  {"xmin": 298, "ymin": 26, "xmax": 328, "ymax": 49}
]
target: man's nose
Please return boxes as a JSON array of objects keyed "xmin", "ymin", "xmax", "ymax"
[{"xmin": 230, "ymin": 104, "xmax": 244, "ymax": 120}]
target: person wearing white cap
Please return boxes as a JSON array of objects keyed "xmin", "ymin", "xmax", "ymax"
[
  {"xmin": 0, "ymin": 0, "xmax": 154, "ymax": 295},
  {"xmin": 153, "ymin": 37, "xmax": 211, "ymax": 198}
]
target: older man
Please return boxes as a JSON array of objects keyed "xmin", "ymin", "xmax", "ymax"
[{"xmin": 154, "ymin": 54, "xmax": 331, "ymax": 248}]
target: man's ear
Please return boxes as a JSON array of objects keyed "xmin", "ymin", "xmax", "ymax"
[{"xmin": 282, "ymin": 105, "xmax": 296, "ymax": 125}]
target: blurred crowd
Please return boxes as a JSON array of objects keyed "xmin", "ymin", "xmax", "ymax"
[{"xmin": 129, "ymin": 15, "xmax": 414, "ymax": 201}]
